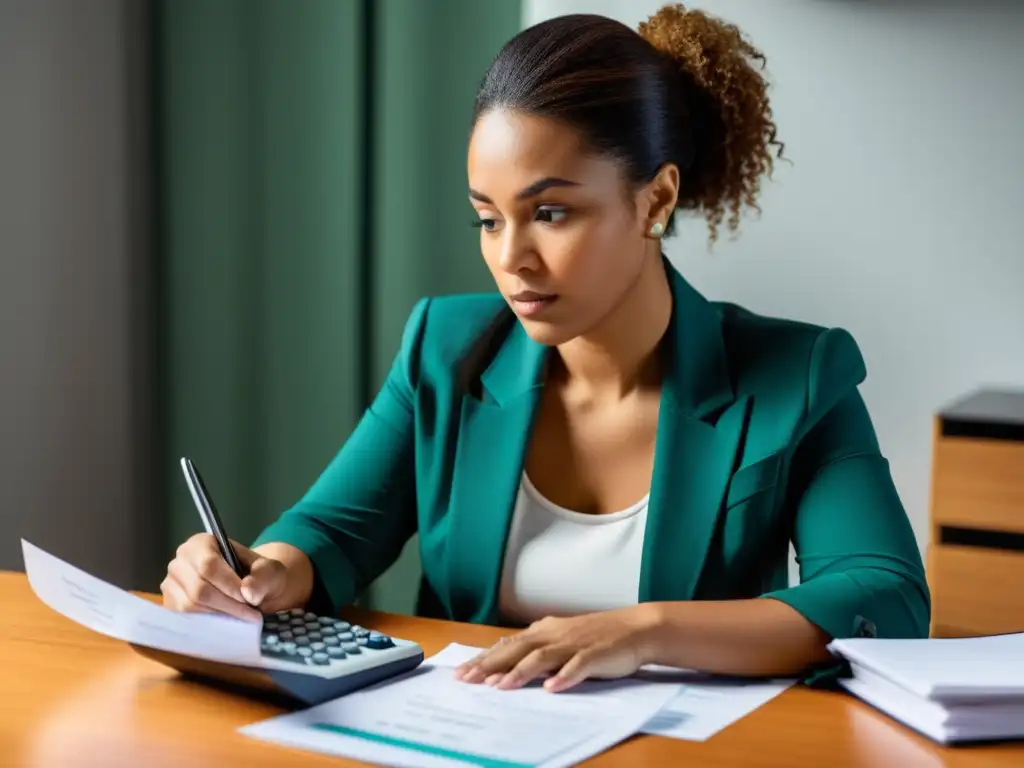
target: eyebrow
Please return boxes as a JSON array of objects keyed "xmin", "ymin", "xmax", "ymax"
[{"xmin": 468, "ymin": 176, "xmax": 580, "ymax": 205}]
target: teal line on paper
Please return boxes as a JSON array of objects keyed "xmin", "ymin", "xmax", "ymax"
[{"xmin": 311, "ymin": 723, "xmax": 537, "ymax": 768}]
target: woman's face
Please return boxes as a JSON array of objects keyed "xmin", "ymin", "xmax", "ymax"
[{"xmin": 467, "ymin": 109, "xmax": 653, "ymax": 346}]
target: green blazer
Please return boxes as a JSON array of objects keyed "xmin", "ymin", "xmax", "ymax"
[{"xmin": 253, "ymin": 260, "xmax": 930, "ymax": 644}]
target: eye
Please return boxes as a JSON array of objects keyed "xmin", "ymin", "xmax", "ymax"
[
  {"xmin": 471, "ymin": 213, "xmax": 502, "ymax": 232},
  {"xmin": 535, "ymin": 206, "xmax": 568, "ymax": 224}
]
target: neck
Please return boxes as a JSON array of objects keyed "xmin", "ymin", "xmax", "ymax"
[{"xmin": 554, "ymin": 252, "xmax": 673, "ymax": 400}]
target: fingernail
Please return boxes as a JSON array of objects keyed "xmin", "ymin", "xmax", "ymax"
[
  {"xmin": 485, "ymin": 673, "xmax": 503, "ymax": 686},
  {"xmin": 496, "ymin": 673, "xmax": 517, "ymax": 689},
  {"xmin": 241, "ymin": 584, "xmax": 261, "ymax": 604}
]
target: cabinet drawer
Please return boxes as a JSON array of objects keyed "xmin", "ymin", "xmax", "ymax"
[
  {"xmin": 931, "ymin": 437, "xmax": 1024, "ymax": 534},
  {"xmin": 928, "ymin": 544, "xmax": 1024, "ymax": 638}
]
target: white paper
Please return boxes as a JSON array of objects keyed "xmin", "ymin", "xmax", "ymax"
[
  {"xmin": 828, "ymin": 632, "xmax": 1024, "ymax": 702},
  {"xmin": 838, "ymin": 663, "xmax": 1024, "ymax": 745},
  {"xmin": 240, "ymin": 644, "xmax": 681, "ymax": 768},
  {"xmin": 21, "ymin": 539, "xmax": 263, "ymax": 665},
  {"xmin": 640, "ymin": 676, "xmax": 793, "ymax": 741},
  {"xmin": 428, "ymin": 643, "xmax": 794, "ymax": 743}
]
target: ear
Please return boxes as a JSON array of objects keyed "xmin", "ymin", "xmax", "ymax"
[{"xmin": 640, "ymin": 163, "xmax": 680, "ymax": 238}]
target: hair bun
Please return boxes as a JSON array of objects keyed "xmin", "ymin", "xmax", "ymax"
[{"xmin": 639, "ymin": 3, "xmax": 783, "ymax": 239}]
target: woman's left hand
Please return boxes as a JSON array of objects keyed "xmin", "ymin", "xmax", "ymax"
[{"xmin": 453, "ymin": 604, "xmax": 663, "ymax": 692}]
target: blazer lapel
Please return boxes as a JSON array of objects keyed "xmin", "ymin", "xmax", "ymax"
[
  {"xmin": 444, "ymin": 261, "xmax": 748, "ymax": 618},
  {"xmin": 445, "ymin": 314, "xmax": 547, "ymax": 624},
  {"xmin": 639, "ymin": 262, "xmax": 750, "ymax": 602}
]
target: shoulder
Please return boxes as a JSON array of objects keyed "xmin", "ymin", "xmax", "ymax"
[
  {"xmin": 714, "ymin": 301, "xmax": 867, "ymax": 422},
  {"xmin": 418, "ymin": 292, "xmax": 509, "ymax": 348},
  {"xmin": 392, "ymin": 292, "xmax": 510, "ymax": 382}
]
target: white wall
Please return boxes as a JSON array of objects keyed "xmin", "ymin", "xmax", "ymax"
[{"xmin": 524, "ymin": 0, "xmax": 1024, "ymax": 555}]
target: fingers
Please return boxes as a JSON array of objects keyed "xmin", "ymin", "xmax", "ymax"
[
  {"xmin": 454, "ymin": 637, "xmax": 526, "ymax": 682},
  {"xmin": 161, "ymin": 574, "xmax": 210, "ymax": 613},
  {"xmin": 240, "ymin": 557, "xmax": 287, "ymax": 609},
  {"xmin": 231, "ymin": 539, "xmax": 260, "ymax": 569},
  {"xmin": 164, "ymin": 534, "xmax": 264, "ymax": 622},
  {"xmin": 455, "ymin": 642, "xmax": 608, "ymax": 693},
  {"xmin": 455, "ymin": 635, "xmax": 573, "ymax": 690},
  {"xmin": 176, "ymin": 534, "xmax": 245, "ymax": 602},
  {"xmin": 496, "ymin": 645, "xmax": 575, "ymax": 690},
  {"xmin": 544, "ymin": 648, "xmax": 602, "ymax": 692},
  {"xmin": 166, "ymin": 558, "xmax": 262, "ymax": 622}
]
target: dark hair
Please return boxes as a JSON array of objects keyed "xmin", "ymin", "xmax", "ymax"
[{"xmin": 472, "ymin": 3, "xmax": 783, "ymax": 242}]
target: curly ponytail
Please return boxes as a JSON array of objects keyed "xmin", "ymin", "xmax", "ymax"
[
  {"xmin": 639, "ymin": 4, "xmax": 783, "ymax": 240},
  {"xmin": 473, "ymin": 3, "xmax": 783, "ymax": 243}
]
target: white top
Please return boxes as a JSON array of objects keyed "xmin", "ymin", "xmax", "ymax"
[{"xmin": 497, "ymin": 473, "xmax": 649, "ymax": 626}]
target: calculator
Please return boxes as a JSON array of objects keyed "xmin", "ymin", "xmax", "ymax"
[{"xmin": 130, "ymin": 608, "xmax": 424, "ymax": 707}]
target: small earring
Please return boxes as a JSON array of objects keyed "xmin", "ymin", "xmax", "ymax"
[{"xmin": 649, "ymin": 221, "xmax": 664, "ymax": 238}]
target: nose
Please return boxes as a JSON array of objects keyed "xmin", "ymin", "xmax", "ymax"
[{"xmin": 496, "ymin": 221, "xmax": 539, "ymax": 275}]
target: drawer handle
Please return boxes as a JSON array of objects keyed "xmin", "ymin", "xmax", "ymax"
[{"xmin": 939, "ymin": 526, "xmax": 1024, "ymax": 553}]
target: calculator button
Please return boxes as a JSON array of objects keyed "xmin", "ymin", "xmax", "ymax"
[
  {"xmin": 305, "ymin": 622, "xmax": 321, "ymax": 632},
  {"xmin": 310, "ymin": 642, "xmax": 326, "ymax": 652},
  {"xmin": 263, "ymin": 634, "xmax": 279, "ymax": 645},
  {"xmin": 321, "ymin": 626, "xmax": 336, "ymax": 636},
  {"xmin": 292, "ymin": 627, "xmax": 306, "ymax": 636},
  {"xmin": 304, "ymin": 612, "xmax": 317, "ymax": 621},
  {"xmin": 352, "ymin": 626, "xmax": 370, "ymax": 638},
  {"xmin": 318, "ymin": 616, "xmax": 336, "ymax": 626},
  {"xmin": 280, "ymin": 642, "xmax": 297, "ymax": 653},
  {"xmin": 337, "ymin": 631, "xmax": 353, "ymax": 642},
  {"xmin": 365, "ymin": 635, "xmax": 393, "ymax": 650},
  {"xmin": 295, "ymin": 636, "xmax": 310, "ymax": 647},
  {"xmin": 277, "ymin": 611, "xmax": 292, "ymax": 620},
  {"xmin": 335, "ymin": 621, "xmax": 351, "ymax": 631},
  {"xmin": 279, "ymin": 630, "xmax": 293, "ymax": 640},
  {"xmin": 310, "ymin": 653, "xmax": 330, "ymax": 666},
  {"xmin": 327, "ymin": 646, "xmax": 346, "ymax": 659},
  {"xmin": 356, "ymin": 637, "xmax": 368, "ymax": 646},
  {"xmin": 289, "ymin": 608, "xmax": 304, "ymax": 617},
  {"xmin": 297, "ymin": 647, "xmax": 313, "ymax": 658},
  {"xmin": 342, "ymin": 642, "xmax": 360, "ymax": 654},
  {"xmin": 323, "ymin": 635, "xmax": 340, "ymax": 646},
  {"xmin": 307, "ymin": 631, "xmax": 322, "ymax": 641}
]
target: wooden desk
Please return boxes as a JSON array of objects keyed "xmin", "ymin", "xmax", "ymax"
[{"xmin": 2, "ymin": 572, "xmax": 1021, "ymax": 767}]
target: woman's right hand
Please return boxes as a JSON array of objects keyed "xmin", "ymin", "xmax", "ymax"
[{"xmin": 161, "ymin": 533, "xmax": 291, "ymax": 622}]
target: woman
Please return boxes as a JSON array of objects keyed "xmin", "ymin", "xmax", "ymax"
[{"xmin": 162, "ymin": 4, "xmax": 929, "ymax": 692}]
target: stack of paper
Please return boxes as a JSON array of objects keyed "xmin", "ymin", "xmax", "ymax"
[{"xmin": 828, "ymin": 632, "xmax": 1024, "ymax": 744}]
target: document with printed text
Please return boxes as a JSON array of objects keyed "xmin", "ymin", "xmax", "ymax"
[
  {"xmin": 431, "ymin": 643, "xmax": 796, "ymax": 743},
  {"xmin": 21, "ymin": 539, "xmax": 262, "ymax": 665},
  {"xmin": 241, "ymin": 646, "xmax": 682, "ymax": 768}
]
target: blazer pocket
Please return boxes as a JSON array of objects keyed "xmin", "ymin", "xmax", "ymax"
[{"xmin": 725, "ymin": 452, "xmax": 782, "ymax": 509}]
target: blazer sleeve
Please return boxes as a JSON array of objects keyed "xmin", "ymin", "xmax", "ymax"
[
  {"xmin": 761, "ymin": 328, "xmax": 931, "ymax": 641},
  {"xmin": 250, "ymin": 297, "xmax": 430, "ymax": 614}
]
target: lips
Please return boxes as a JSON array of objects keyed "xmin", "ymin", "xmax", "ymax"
[
  {"xmin": 508, "ymin": 290, "xmax": 558, "ymax": 318},
  {"xmin": 509, "ymin": 290, "xmax": 556, "ymax": 302}
]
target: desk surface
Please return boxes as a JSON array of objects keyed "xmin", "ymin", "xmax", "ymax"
[{"xmin": 2, "ymin": 571, "xmax": 1021, "ymax": 767}]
